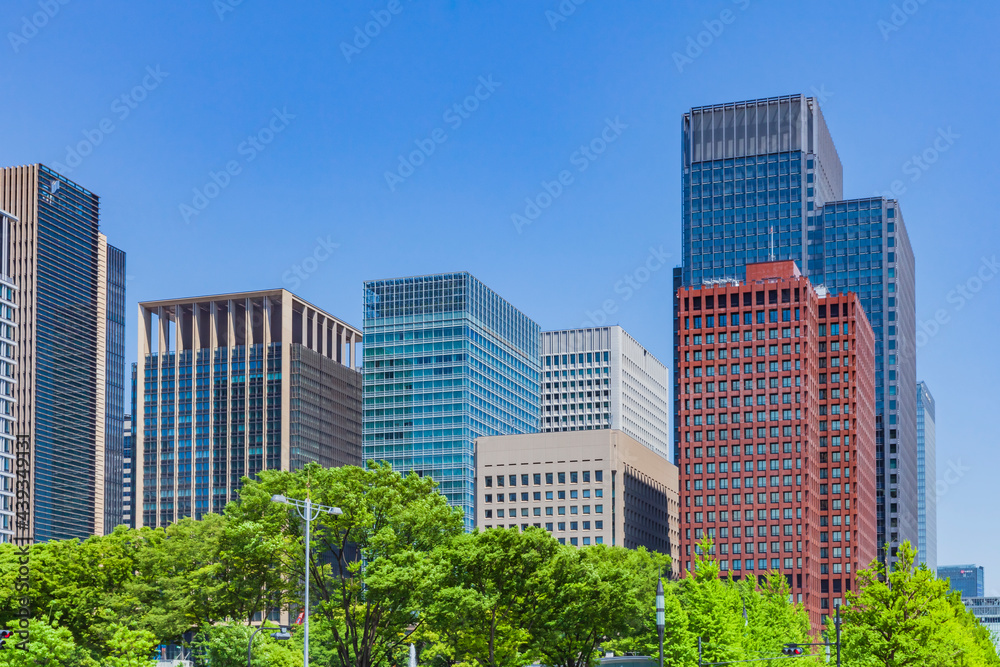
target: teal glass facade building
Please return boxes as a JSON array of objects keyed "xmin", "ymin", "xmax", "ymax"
[
  {"xmin": 363, "ymin": 272, "xmax": 540, "ymax": 528},
  {"xmin": 677, "ymin": 95, "xmax": 918, "ymax": 564}
]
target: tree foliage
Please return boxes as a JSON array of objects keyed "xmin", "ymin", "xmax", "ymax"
[
  {"xmin": 839, "ymin": 541, "xmax": 1000, "ymax": 667},
  {"xmin": 226, "ymin": 461, "xmax": 464, "ymax": 667},
  {"xmin": 1, "ymin": 470, "xmax": 996, "ymax": 667}
]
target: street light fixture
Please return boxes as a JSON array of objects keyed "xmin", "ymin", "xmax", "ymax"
[
  {"xmin": 656, "ymin": 573, "xmax": 665, "ymax": 667},
  {"xmin": 271, "ymin": 493, "xmax": 342, "ymax": 667},
  {"xmin": 247, "ymin": 623, "xmax": 290, "ymax": 667}
]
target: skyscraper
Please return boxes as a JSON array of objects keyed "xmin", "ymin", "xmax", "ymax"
[
  {"xmin": 540, "ymin": 326, "xmax": 669, "ymax": 458},
  {"xmin": 0, "ymin": 210, "xmax": 17, "ymax": 545},
  {"xmin": 677, "ymin": 95, "xmax": 917, "ymax": 565},
  {"xmin": 917, "ymin": 381, "xmax": 936, "ymax": 572},
  {"xmin": 363, "ymin": 272, "xmax": 540, "ymax": 529},
  {"xmin": 104, "ymin": 242, "xmax": 127, "ymax": 531},
  {"xmin": 136, "ymin": 289, "xmax": 362, "ymax": 528},
  {"xmin": 122, "ymin": 363, "xmax": 137, "ymax": 529},
  {"xmin": 676, "ymin": 260, "xmax": 877, "ymax": 630},
  {"xmin": 0, "ymin": 164, "xmax": 125, "ymax": 541},
  {"xmin": 939, "ymin": 564, "xmax": 985, "ymax": 598}
]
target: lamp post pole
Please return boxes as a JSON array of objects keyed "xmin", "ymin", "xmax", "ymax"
[
  {"xmin": 271, "ymin": 493, "xmax": 342, "ymax": 667},
  {"xmin": 656, "ymin": 575, "xmax": 665, "ymax": 667}
]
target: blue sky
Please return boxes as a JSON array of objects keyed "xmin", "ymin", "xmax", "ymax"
[{"xmin": 1, "ymin": 0, "xmax": 997, "ymax": 582}]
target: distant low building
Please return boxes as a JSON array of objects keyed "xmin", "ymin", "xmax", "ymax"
[
  {"xmin": 963, "ymin": 597, "xmax": 1000, "ymax": 653},
  {"xmin": 476, "ymin": 429, "xmax": 679, "ymax": 565},
  {"xmin": 939, "ymin": 564, "xmax": 985, "ymax": 598}
]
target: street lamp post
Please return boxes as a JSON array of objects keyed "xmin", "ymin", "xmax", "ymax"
[
  {"xmin": 247, "ymin": 623, "xmax": 291, "ymax": 667},
  {"xmin": 656, "ymin": 574, "xmax": 665, "ymax": 667},
  {"xmin": 271, "ymin": 494, "xmax": 342, "ymax": 667}
]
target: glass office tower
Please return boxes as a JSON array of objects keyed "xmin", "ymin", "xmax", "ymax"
[
  {"xmin": 363, "ymin": 272, "xmax": 540, "ymax": 529},
  {"xmin": 678, "ymin": 95, "xmax": 918, "ymax": 565},
  {"xmin": 917, "ymin": 381, "xmax": 936, "ymax": 572},
  {"xmin": 0, "ymin": 164, "xmax": 126, "ymax": 541},
  {"xmin": 939, "ymin": 564, "xmax": 985, "ymax": 598},
  {"xmin": 104, "ymin": 243, "xmax": 127, "ymax": 530}
]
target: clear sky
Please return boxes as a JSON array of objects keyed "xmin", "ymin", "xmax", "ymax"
[{"xmin": 1, "ymin": 0, "xmax": 997, "ymax": 584}]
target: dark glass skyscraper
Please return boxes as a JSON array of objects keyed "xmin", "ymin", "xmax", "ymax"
[
  {"xmin": 677, "ymin": 95, "xmax": 917, "ymax": 565},
  {"xmin": 363, "ymin": 272, "xmax": 540, "ymax": 529},
  {"xmin": 0, "ymin": 164, "xmax": 126, "ymax": 541},
  {"xmin": 939, "ymin": 564, "xmax": 985, "ymax": 599},
  {"xmin": 104, "ymin": 243, "xmax": 127, "ymax": 530}
]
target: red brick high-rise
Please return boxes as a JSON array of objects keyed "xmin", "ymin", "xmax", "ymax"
[{"xmin": 676, "ymin": 261, "xmax": 875, "ymax": 630}]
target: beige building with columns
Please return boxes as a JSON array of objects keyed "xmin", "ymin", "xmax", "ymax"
[
  {"xmin": 136, "ymin": 289, "xmax": 361, "ymax": 528},
  {"xmin": 476, "ymin": 430, "xmax": 680, "ymax": 568}
]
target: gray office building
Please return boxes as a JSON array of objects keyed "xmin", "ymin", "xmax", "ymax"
[
  {"xmin": 939, "ymin": 564, "xmax": 985, "ymax": 598},
  {"xmin": 676, "ymin": 94, "xmax": 918, "ymax": 565},
  {"xmin": 917, "ymin": 381, "xmax": 936, "ymax": 572},
  {"xmin": 0, "ymin": 164, "xmax": 126, "ymax": 541}
]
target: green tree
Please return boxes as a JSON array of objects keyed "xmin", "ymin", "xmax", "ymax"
[
  {"xmin": 675, "ymin": 541, "xmax": 742, "ymax": 666},
  {"xmin": 102, "ymin": 623, "xmax": 159, "ymax": 667},
  {"xmin": 530, "ymin": 545, "xmax": 673, "ymax": 667},
  {"xmin": 130, "ymin": 514, "xmax": 227, "ymax": 642},
  {"xmin": 0, "ymin": 619, "xmax": 97, "ymax": 667},
  {"xmin": 19, "ymin": 526, "xmax": 149, "ymax": 651},
  {"xmin": 227, "ymin": 462, "xmax": 463, "ymax": 667},
  {"xmin": 196, "ymin": 623, "xmax": 302, "ymax": 667},
  {"xmin": 839, "ymin": 541, "xmax": 1000, "ymax": 667},
  {"xmin": 601, "ymin": 573, "xmax": 696, "ymax": 666},
  {"xmin": 424, "ymin": 527, "xmax": 560, "ymax": 667},
  {"xmin": 739, "ymin": 572, "xmax": 812, "ymax": 660}
]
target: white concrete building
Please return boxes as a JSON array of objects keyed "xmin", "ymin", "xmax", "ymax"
[{"xmin": 540, "ymin": 326, "xmax": 669, "ymax": 459}]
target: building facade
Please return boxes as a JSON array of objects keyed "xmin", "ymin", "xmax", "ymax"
[
  {"xmin": 939, "ymin": 564, "xmax": 985, "ymax": 598},
  {"xmin": 136, "ymin": 289, "xmax": 362, "ymax": 528},
  {"xmin": 0, "ymin": 164, "xmax": 125, "ymax": 541},
  {"xmin": 677, "ymin": 95, "xmax": 917, "ymax": 567},
  {"xmin": 916, "ymin": 381, "xmax": 936, "ymax": 572},
  {"xmin": 540, "ymin": 326, "xmax": 669, "ymax": 459},
  {"xmin": 963, "ymin": 597, "xmax": 1000, "ymax": 653},
  {"xmin": 363, "ymin": 272, "xmax": 540, "ymax": 529},
  {"xmin": 0, "ymin": 210, "xmax": 16, "ymax": 544},
  {"xmin": 476, "ymin": 430, "xmax": 679, "ymax": 564},
  {"xmin": 676, "ymin": 261, "xmax": 876, "ymax": 630},
  {"xmin": 122, "ymin": 363, "xmax": 137, "ymax": 529}
]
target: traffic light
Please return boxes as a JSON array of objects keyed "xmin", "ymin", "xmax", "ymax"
[
  {"xmin": 0, "ymin": 629, "xmax": 12, "ymax": 649},
  {"xmin": 782, "ymin": 643, "xmax": 803, "ymax": 656}
]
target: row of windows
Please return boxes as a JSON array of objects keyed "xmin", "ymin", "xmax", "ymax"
[
  {"xmin": 486, "ymin": 488, "xmax": 604, "ymax": 502},
  {"xmin": 483, "ymin": 470, "xmax": 604, "ymax": 487},
  {"xmin": 484, "ymin": 504, "xmax": 604, "ymax": 519},
  {"xmin": 482, "ymin": 526, "xmax": 604, "ymax": 546},
  {"xmin": 545, "ymin": 352, "xmax": 610, "ymax": 366}
]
